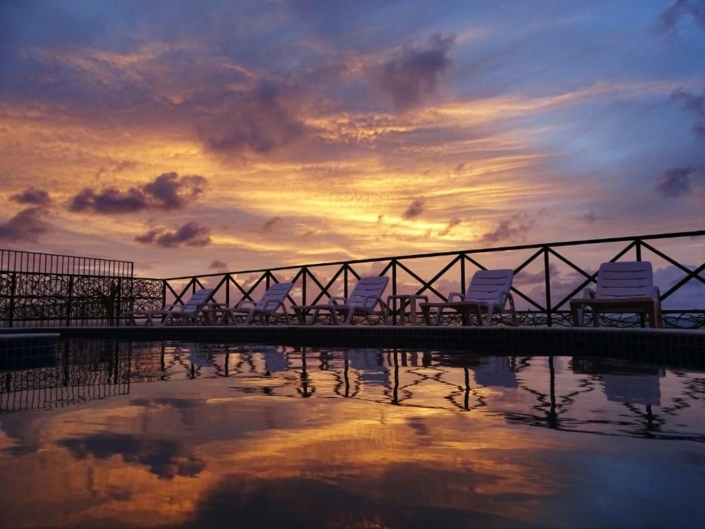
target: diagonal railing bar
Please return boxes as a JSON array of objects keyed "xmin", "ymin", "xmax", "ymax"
[
  {"xmin": 397, "ymin": 256, "xmax": 460, "ymax": 301},
  {"xmin": 505, "ymin": 249, "xmax": 547, "ymax": 312},
  {"xmin": 395, "ymin": 260, "xmax": 449, "ymax": 301},
  {"xmin": 397, "ymin": 259, "xmax": 446, "ymax": 303},
  {"xmin": 227, "ymin": 275, "xmax": 250, "ymax": 300},
  {"xmin": 307, "ymin": 266, "xmax": 346, "ymax": 306},
  {"xmin": 550, "ymin": 241, "xmax": 638, "ymax": 311},
  {"xmin": 208, "ymin": 274, "xmax": 230, "ymax": 301},
  {"xmin": 512, "ymin": 248, "xmax": 545, "ymax": 275},
  {"xmin": 640, "ymin": 241, "xmax": 705, "ymax": 287},
  {"xmin": 661, "ymin": 262, "xmax": 705, "ymax": 301}
]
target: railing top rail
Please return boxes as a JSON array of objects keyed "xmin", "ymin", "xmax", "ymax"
[
  {"xmin": 1, "ymin": 248, "xmax": 134, "ymax": 277},
  {"xmin": 161, "ymin": 229, "xmax": 705, "ymax": 281}
]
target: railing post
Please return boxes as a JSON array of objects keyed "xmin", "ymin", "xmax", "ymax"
[
  {"xmin": 391, "ymin": 260, "xmax": 398, "ymax": 325},
  {"xmin": 460, "ymin": 253, "xmax": 466, "ymax": 294},
  {"xmin": 66, "ymin": 275, "xmax": 74, "ymax": 327},
  {"xmin": 161, "ymin": 280, "xmax": 167, "ymax": 309},
  {"xmin": 343, "ymin": 265, "xmax": 349, "ymax": 299},
  {"xmin": 302, "ymin": 268, "xmax": 307, "ymax": 305},
  {"xmin": 544, "ymin": 248, "xmax": 552, "ymax": 327},
  {"xmin": 8, "ymin": 272, "xmax": 16, "ymax": 328},
  {"xmin": 116, "ymin": 278, "xmax": 122, "ymax": 327},
  {"xmin": 636, "ymin": 239, "xmax": 642, "ymax": 261}
]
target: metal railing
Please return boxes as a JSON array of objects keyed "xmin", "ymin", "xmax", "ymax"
[
  {"xmin": 163, "ymin": 229, "xmax": 705, "ymax": 328},
  {"xmin": 1, "ymin": 230, "xmax": 703, "ymax": 328},
  {"xmin": 0, "ymin": 248, "xmax": 133, "ymax": 277}
]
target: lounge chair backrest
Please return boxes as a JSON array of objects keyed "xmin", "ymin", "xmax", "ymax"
[
  {"xmin": 465, "ymin": 269, "xmax": 514, "ymax": 306},
  {"xmin": 347, "ymin": 276, "xmax": 389, "ymax": 309},
  {"xmin": 181, "ymin": 288, "xmax": 214, "ymax": 314},
  {"xmin": 595, "ymin": 262, "xmax": 654, "ymax": 298},
  {"xmin": 255, "ymin": 282, "xmax": 293, "ymax": 310}
]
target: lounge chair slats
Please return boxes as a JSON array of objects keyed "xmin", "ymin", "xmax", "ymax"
[
  {"xmin": 419, "ymin": 269, "xmax": 517, "ymax": 326},
  {"xmin": 569, "ymin": 261, "xmax": 661, "ymax": 327}
]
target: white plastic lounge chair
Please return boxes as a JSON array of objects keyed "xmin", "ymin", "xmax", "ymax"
[
  {"xmin": 569, "ymin": 261, "xmax": 661, "ymax": 328},
  {"xmin": 128, "ymin": 288, "xmax": 214, "ymax": 326},
  {"xmin": 419, "ymin": 269, "xmax": 517, "ymax": 326},
  {"xmin": 217, "ymin": 282, "xmax": 294, "ymax": 325},
  {"xmin": 294, "ymin": 276, "xmax": 389, "ymax": 325}
]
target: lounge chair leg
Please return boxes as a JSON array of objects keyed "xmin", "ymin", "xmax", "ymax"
[{"xmin": 484, "ymin": 306, "xmax": 494, "ymax": 326}]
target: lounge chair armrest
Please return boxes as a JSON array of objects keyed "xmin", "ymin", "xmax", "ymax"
[
  {"xmin": 447, "ymin": 292, "xmax": 464, "ymax": 302},
  {"xmin": 329, "ymin": 296, "xmax": 348, "ymax": 305},
  {"xmin": 235, "ymin": 300, "xmax": 256, "ymax": 309},
  {"xmin": 652, "ymin": 286, "xmax": 660, "ymax": 301},
  {"xmin": 160, "ymin": 304, "xmax": 180, "ymax": 312}
]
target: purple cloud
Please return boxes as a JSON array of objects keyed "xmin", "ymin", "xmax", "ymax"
[
  {"xmin": 659, "ymin": 0, "xmax": 705, "ymax": 31},
  {"xmin": 0, "ymin": 207, "xmax": 49, "ymax": 243},
  {"xmin": 208, "ymin": 259, "xmax": 228, "ymax": 269},
  {"xmin": 371, "ymin": 34, "xmax": 455, "ymax": 111},
  {"xmin": 479, "ymin": 214, "xmax": 534, "ymax": 244},
  {"xmin": 198, "ymin": 83, "xmax": 305, "ymax": 156},
  {"xmin": 263, "ymin": 216, "xmax": 282, "ymax": 232},
  {"xmin": 10, "ymin": 187, "xmax": 52, "ymax": 206},
  {"xmin": 135, "ymin": 222, "xmax": 211, "ymax": 248},
  {"xmin": 656, "ymin": 166, "xmax": 700, "ymax": 198},
  {"xmin": 438, "ymin": 217, "xmax": 461, "ymax": 236},
  {"xmin": 402, "ymin": 199, "xmax": 425, "ymax": 220},
  {"xmin": 69, "ymin": 172, "xmax": 207, "ymax": 214}
]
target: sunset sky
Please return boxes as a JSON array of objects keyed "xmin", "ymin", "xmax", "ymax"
[{"xmin": 1, "ymin": 0, "xmax": 704, "ymax": 278}]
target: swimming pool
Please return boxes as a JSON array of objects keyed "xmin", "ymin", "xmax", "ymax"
[{"xmin": 1, "ymin": 339, "xmax": 704, "ymax": 528}]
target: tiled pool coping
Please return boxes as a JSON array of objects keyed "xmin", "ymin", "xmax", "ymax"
[{"xmin": 1, "ymin": 325, "xmax": 703, "ymax": 367}]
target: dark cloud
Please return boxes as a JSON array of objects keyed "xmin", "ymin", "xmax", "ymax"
[
  {"xmin": 479, "ymin": 214, "xmax": 534, "ymax": 244},
  {"xmin": 402, "ymin": 199, "xmax": 425, "ymax": 220},
  {"xmin": 582, "ymin": 211, "xmax": 599, "ymax": 224},
  {"xmin": 371, "ymin": 34, "xmax": 455, "ymax": 111},
  {"xmin": 659, "ymin": 0, "xmax": 705, "ymax": 30},
  {"xmin": 198, "ymin": 83, "xmax": 305, "ymax": 156},
  {"xmin": 208, "ymin": 259, "xmax": 228, "ymax": 269},
  {"xmin": 263, "ymin": 216, "xmax": 282, "ymax": 232},
  {"xmin": 655, "ymin": 166, "xmax": 700, "ymax": 198},
  {"xmin": 671, "ymin": 88, "xmax": 705, "ymax": 117},
  {"xmin": 10, "ymin": 187, "xmax": 52, "ymax": 206},
  {"xmin": 0, "ymin": 207, "xmax": 48, "ymax": 243},
  {"xmin": 438, "ymin": 217, "xmax": 461, "ymax": 236},
  {"xmin": 135, "ymin": 222, "xmax": 211, "ymax": 248},
  {"xmin": 60, "ymin": 433, "xmax": 204, "ymax": 481},
  {"xmin": 68, "ymin": 172, "xmax": 207, "ymax": 214}
]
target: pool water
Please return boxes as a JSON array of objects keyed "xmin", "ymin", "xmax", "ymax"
[{"xmin": 1, "ymin": 340, "xmax": 705, "ymax": 528}]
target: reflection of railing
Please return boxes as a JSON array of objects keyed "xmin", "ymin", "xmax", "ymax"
[
  {"xmin": 0, "ymin": 341, "xmax": 132, "ymax": 413},
  {"xmin": 119, "ymin": 345, "xmax": 705, "ymax": 442},
  {"xmin": 162, "ymin": 229, "xmax": 705, "ymax": 328}
]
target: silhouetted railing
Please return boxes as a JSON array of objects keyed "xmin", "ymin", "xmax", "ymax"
[
  {"xmin": 0, "ymin": 248, "xmax": 133, "ymax": 276},
  {"xmin": 0, "ymin": 250, "xmax": 162, "ymax": 327},
  {"xmin": 163, "ymin": 230, "xmax": 705, "ymax": 328}
]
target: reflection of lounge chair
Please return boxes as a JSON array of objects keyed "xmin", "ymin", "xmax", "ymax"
[
  {"xmin": 218, "ymin": 282, "xmax": 294, "ymax": 325},
  {"xmin": 419, "ymin": 269, "xmax": 517, "ymax": 326},
  {"xmin": 569, "ymin": 261, "xmax": 661, "ymax": 328},
  {"xmin": 472, "ymin": 356, "xmax": 518, "ymax": 388},
  {"xmin": 129, "ymin": 288, "xmax": 214, "ymax": 325},
  {"xmin": 294, "ymin": 276, "xmax": 389, "ymax": 325}
]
